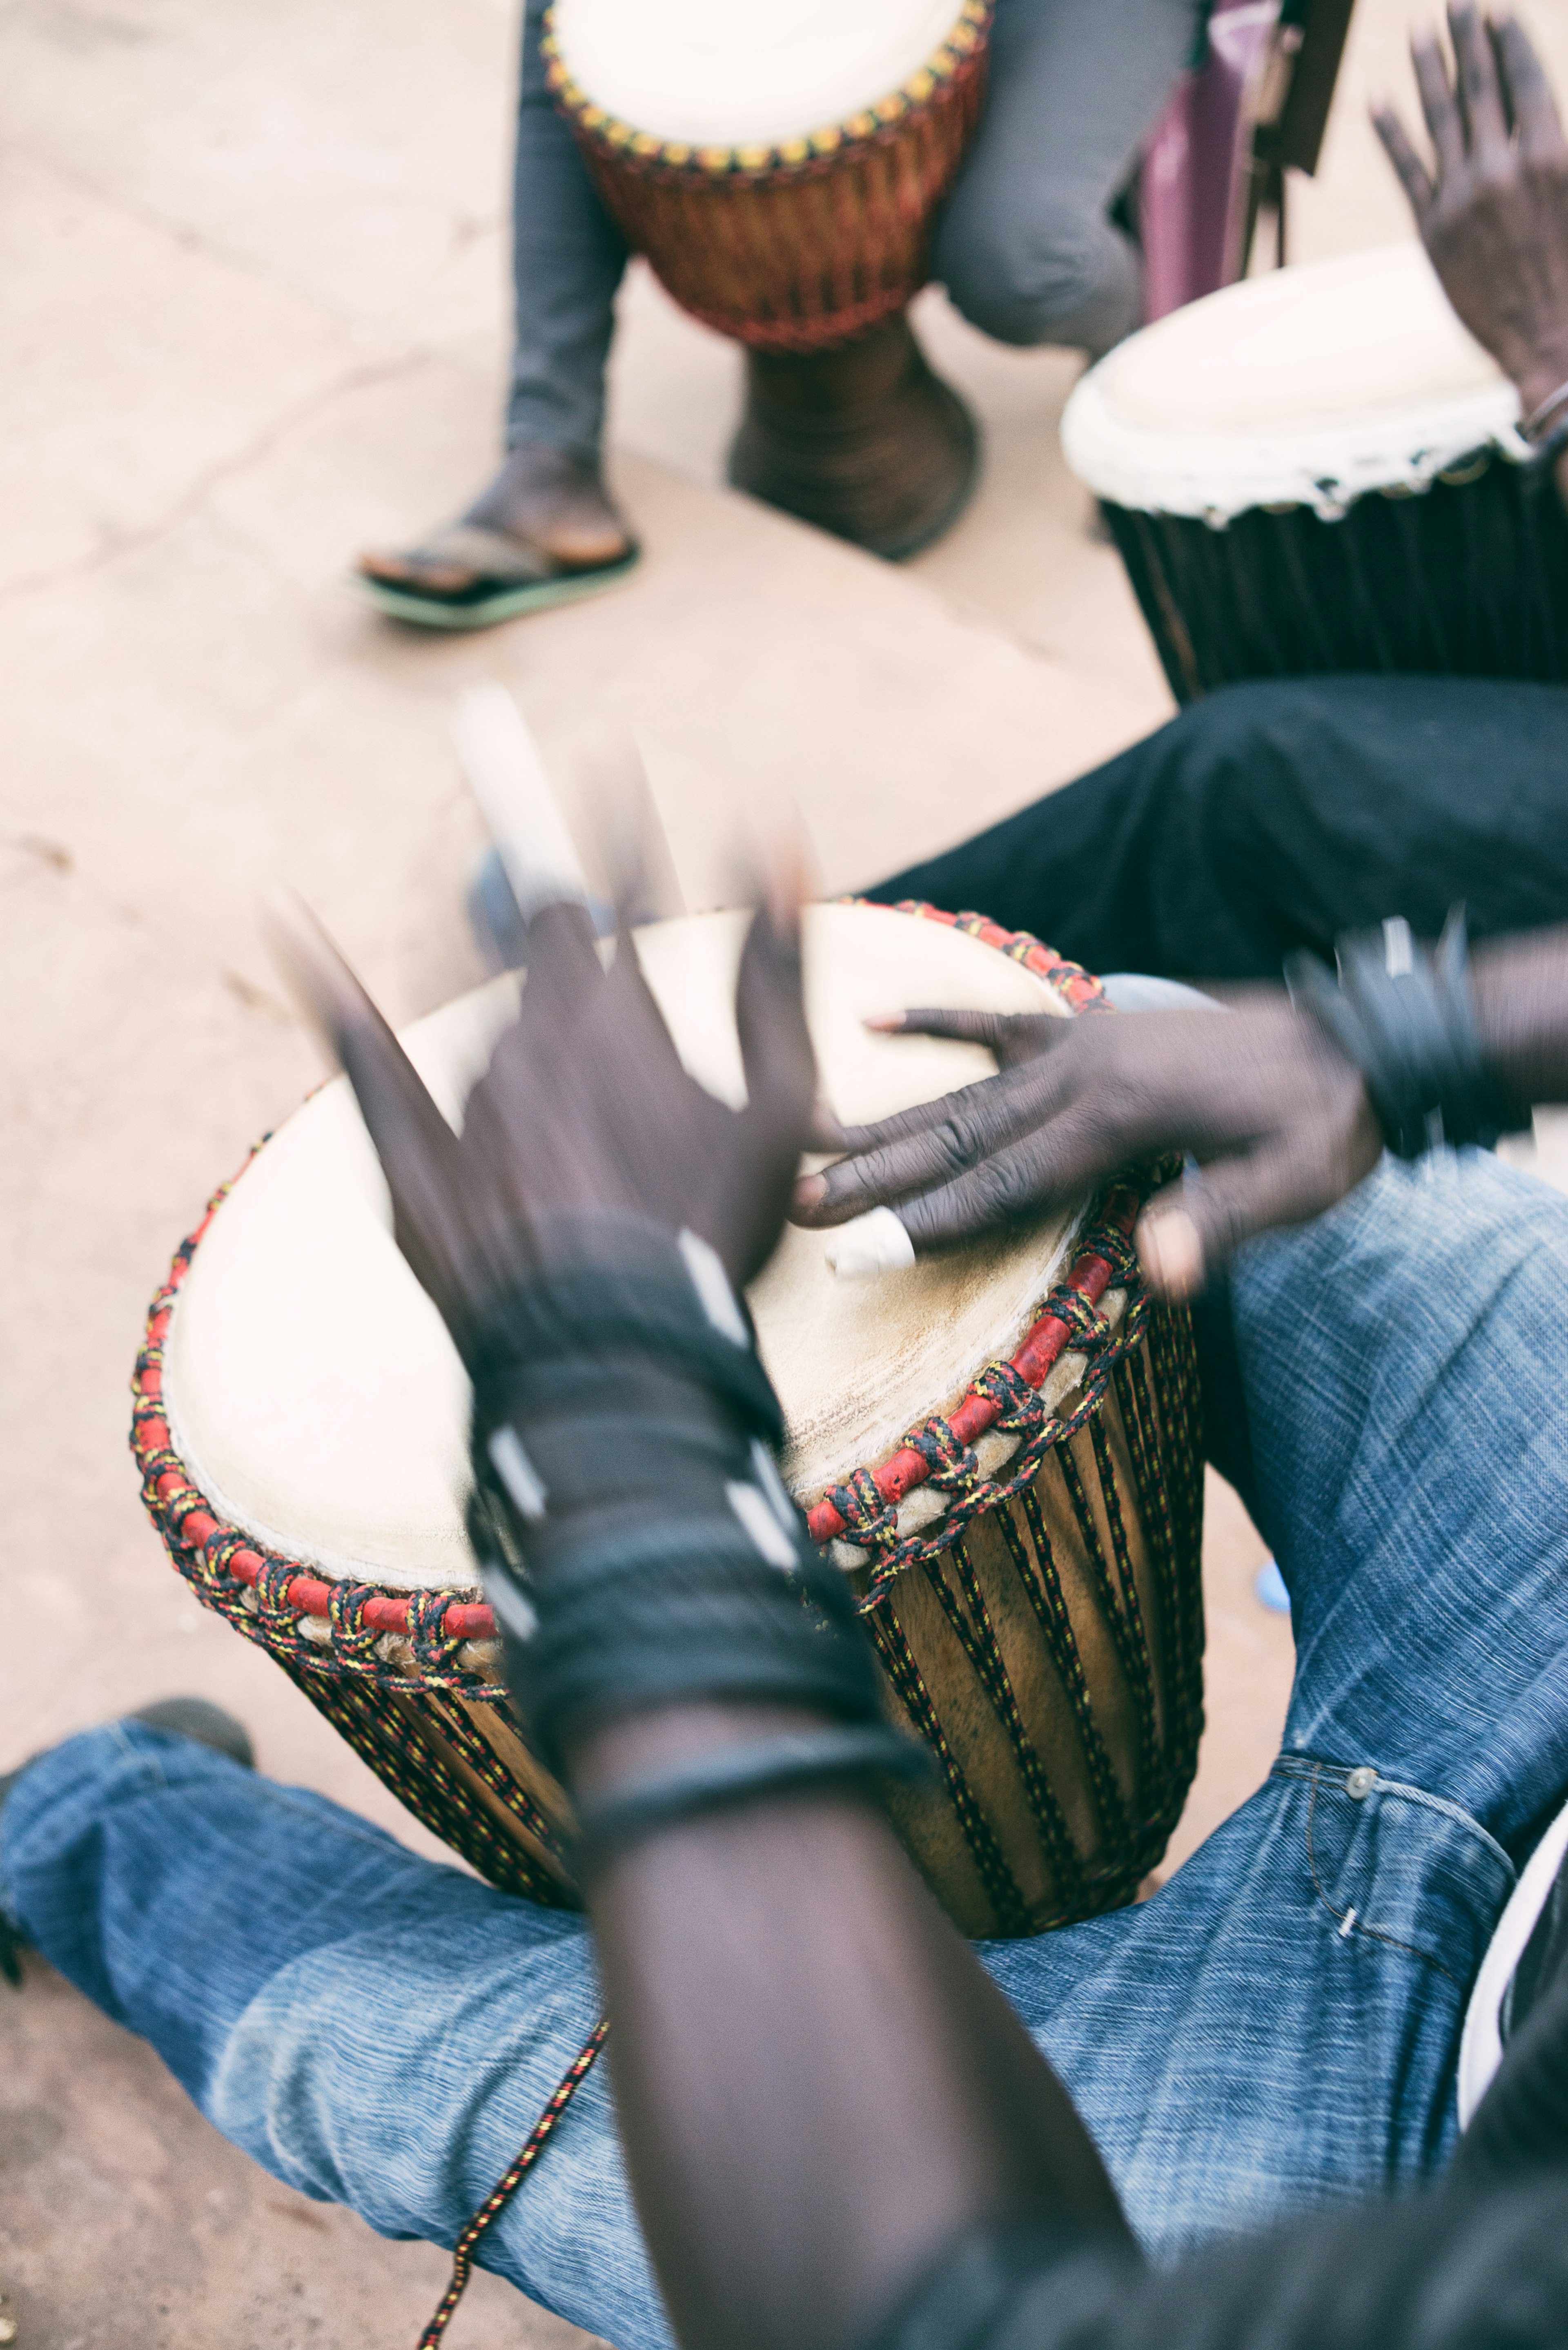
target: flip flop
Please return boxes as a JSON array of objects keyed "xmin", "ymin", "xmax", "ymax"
[{"xmin": 355, "ymin": 520, "xmax": 640, "ymax": 632}]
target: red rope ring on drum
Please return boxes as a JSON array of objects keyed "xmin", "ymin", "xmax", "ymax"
[
  {"xmin": 130, "ymin": 1171, "xmax": 1160, "ymax": 1679},
  {"xmin": 127, "ymin": 901, "xmax": 1144, "ymax": 1682}
]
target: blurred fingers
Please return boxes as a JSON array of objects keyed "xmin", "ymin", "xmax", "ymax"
[
  {"xmin": 1134, "ymin": 1133, "xmax": 1359, "ymax": 1300},
  {"xmin": 453, "ymin": 683, "xmax": 592, "ymax": 930},
  {"xmin": 1495, "ymin": 12, "xmax": 1568, "ymax": 155},
  {"xmin": 735, "ymin": 879, "xmax": 815, "ymax": 1149},
  {"xmin": 1372, "ymin": 102, "xmax": 1437, "ymax": 215},
  {"xmin": 1450, "ymin": 2, "xmax": 1509, "ymax": 152},
  {"xmin": 868, "ymin": 1003, "xmax": 1071, "ymax": 1072},
  {"xmin": 577, "ymin": 716, "xmax": 686, "ymax": 930},
  {"xmin": 1412, "ymin": 29, "xmax": 1467, "ymax": 172},
  {"xmin": 265, "ymin": 894, "xmax": 470, "ymax": 1313},
  {"xmin": 864, "ymin": 1006, "xmax": 1011, "ymax": 1045}
]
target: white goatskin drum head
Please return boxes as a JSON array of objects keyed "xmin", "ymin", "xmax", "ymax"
[
  {"xmin": 1062, "ymin": 241, "xmax": 1521, "ymax": 522},
  {"xmin": 165, "ymin": 904, "xmax": 1080, "ymax": 1592},
  {"xmin": 551, "ymin": 0, "xmax": 966, "ymax": 149}
]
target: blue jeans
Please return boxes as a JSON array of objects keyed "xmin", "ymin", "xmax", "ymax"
[
  {"xmin": 7, "ymin": 1153, "xmax": 1568, "ymax": 2347},
  {"xmin": 509, "ymin": 0, "xmax": 1202, "ymax": 454}
]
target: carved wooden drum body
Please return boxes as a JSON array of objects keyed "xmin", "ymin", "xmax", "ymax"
[
  {"xmin": 133, "ymin": 901, "xmax": 1204, "ymax": 1939},
  {"xmin": 544, "ymin": 0, "xmax": 992, "ymax": 351}
]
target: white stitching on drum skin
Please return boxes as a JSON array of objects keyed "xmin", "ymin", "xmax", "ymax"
[
  {"xmin": 678, "ymin": 1227, "xmax": 749, "ymax": 1347},
  {"xmin": 489, "ymin": 1426, "xmax": 548, "ymax": 1522}
]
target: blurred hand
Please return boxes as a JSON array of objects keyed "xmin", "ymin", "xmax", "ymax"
[
  {"xmin": 791, "ymin": 998, "xmax": 1380, "ymax": 1298},
  {"xmin": 272, "ymin": 886, "xmax": 815, "ymax": 1358},
  {"xmin": 1374, "ymin": 9, "xmax": 1568, "ymax": 419}
]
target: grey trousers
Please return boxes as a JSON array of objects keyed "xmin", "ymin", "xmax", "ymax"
[{"xmin": 507, "ymin": 0, "xmax": 1204, "ymax": 457}]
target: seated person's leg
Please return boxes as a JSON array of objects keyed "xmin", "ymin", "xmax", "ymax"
[
  {"xmin": 501, "ymin": 0, "xmax": 628, "ymax": 481},
  {"xmin": 0, "ymin": 1720, "xmax": 670, "ymax": 2350},
  {"xmin": 1233, "ymin": 1148, "xmax": 1568, "ymax": 1857},
  {"xmin": 932, "ymin": 0, "xmax": 1202, "ymax": 357},
  {"xmin": 14, "ymin": 1169, "xmax": 1566, "ymax": 2292},
  {"xmin": 355, "ymin": 0, "xmax": 634, "ymax": 626},
  {"xmin": 865, "ymin": 676, "xmax": 1568, "ymax": 983},
  {"xmin": 979, "ymin": 1150, "xmax": 1568, "ymax": 2252}
]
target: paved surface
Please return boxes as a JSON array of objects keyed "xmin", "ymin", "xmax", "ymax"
[{"xmin": 5, "ymin": 0, "xmax": 1568, "ymax": 2342}]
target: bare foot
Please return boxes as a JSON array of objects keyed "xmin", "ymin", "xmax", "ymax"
[
  {"xmin": 466, "ymin": 444, "xmax": 631, "ymax": 566},
  {"xmin": 358, "ymin": 445, "xmax": 633, "ymax": 600}
]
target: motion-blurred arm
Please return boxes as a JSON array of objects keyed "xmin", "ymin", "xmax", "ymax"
[{"xmin": 274, "ymin": 868, "xmax": 1130, "ymax": 2350}]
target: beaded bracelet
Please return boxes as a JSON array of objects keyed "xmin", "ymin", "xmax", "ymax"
[
  {"xmin": 1523, "ymin": 377, "xmax": 1568, "ymax": 444},
  {"xmin": 1285, "ymin": 908, "xmax": 1528, "ymax": 1160},
  {"xmin": 572, "ymin": 1724, "xmax": 934, "ymax": 1870}
]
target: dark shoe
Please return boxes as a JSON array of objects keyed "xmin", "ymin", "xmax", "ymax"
[
  {"xmin": 0, "ymin": 1697, "xmax": 252, "ymax": 1821},
  {"xmin": 130, "ymin": 1697, "xmax": 254, "ymax": 1771},
  {"xmin": 356, "ymin": 445, "xmax": 639, "ymax": 631},
  {"xmin": 727, "ymin": 312, "xmax": 980, "ymax": 562}
]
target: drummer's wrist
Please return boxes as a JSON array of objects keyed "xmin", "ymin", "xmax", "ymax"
[
  {"xmin": 566, "ymin": 1697, "xmax": 836, "ymax": 1800},
  {"xmin": 1286, "ymin": 912, "xmax": 1531, "ymax": 1158},
  {"xmin": 561, "ymin": 1697, "xmax": 918, "ymax": 1881},
  {"xmin": 1470, "ymin": 931, "xmax": 1568, "ymax": 1107},
  {"xmin": 1515, "ymin": 345, "xmax": 1568, "ymax": 436}
]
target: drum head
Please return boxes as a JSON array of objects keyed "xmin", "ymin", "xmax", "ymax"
[
  {"xmin": 1062, "ymin": 241, "xmax": 1519, "ymax": 522},
  {"xmin": 163, "ymin": 903, "xmax": 1082, "ymax": 1591},
  {"xmin": 550, "ymin": 0, "xmax": 965, "ymax": 148}
]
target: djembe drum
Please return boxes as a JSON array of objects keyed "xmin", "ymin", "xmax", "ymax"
[
  {"xmin": 1061, "ymin": 240, "xmax": 1568, "ymax": 701},
  {"xmin": 133, "ymin": 900, "xmax": 1205, "ymax": 1943},
  {"xmin": 544, "ymin": 0, "xmax": 993, "ymax": 560}
]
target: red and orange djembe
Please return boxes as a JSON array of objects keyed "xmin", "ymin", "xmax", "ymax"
[
  {"xmin": 132, "ymin": 897, "xmax": 1204, "ymax": 2339},
  {"xmin": 543, "ymin": 0, "xmax": 994, "ymax": 559},
  {"xmin": 134, "ymin": 899, "xmax": 1203, "ymax": 1942}
]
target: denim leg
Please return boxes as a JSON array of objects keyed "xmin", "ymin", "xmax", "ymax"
[
  {"xmin": 506, "ymin": 0, "xmax": 628, "ymax": 457},
  {"xmin": 990, "ymin": 1153, "xmax": 1568, "ymax": 2249},
  {"xmin": 7, "ymin": 1160, "xmax": 1565, "ymax": 2292},
  {"xmin": 0, "ymin": 1723, "xmax": 668, "ymax": 2350},
  {"xmin": 932, "ymin": 0, "xmax": 1202, "ymax": 355},
  {"xmin": 1234, "ymin": 1150, "xmax": 1568, "ymax": 1853}
]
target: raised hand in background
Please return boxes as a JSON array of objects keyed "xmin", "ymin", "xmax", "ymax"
[{"xmin": 1374, "ymin": 8, "xmax": 1568, "ymax": 429}]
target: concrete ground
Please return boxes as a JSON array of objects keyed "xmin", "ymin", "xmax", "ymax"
[{"xmin": 5, "ymin": 0, "xmax": 1568, "ymax": 2343}]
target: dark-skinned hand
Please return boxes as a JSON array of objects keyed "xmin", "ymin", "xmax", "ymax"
[
  {"xmin": 1374, "ymin": 9, "xmax": 1568, "ymax": 421},
  {"xmin": 271, "ymin": 886, "xmax": 816, "ymax": 1364},
  {"xmin": 791, "ymin": 997, "xmax": 1381, "ymax": 1299}
]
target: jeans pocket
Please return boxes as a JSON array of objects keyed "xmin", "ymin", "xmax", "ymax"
[{"xmin": 1279, "ymin": 1755, "xmax": 1515, "ymax": 1987}]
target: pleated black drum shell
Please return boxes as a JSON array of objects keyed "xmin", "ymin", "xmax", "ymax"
[{"xmin": 1104, "ymin": 444, "xmax": 1568, "ymax": 703}]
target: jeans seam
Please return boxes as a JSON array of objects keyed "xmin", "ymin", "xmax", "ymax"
[{"xmin": 1303, "ymin": 1767, "xmax": 1464, "ymax": 1986}]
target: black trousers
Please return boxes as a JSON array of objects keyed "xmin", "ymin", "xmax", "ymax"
[{"xmin": 867, "ymin": 676, "xmax": 1568, "ymax": 983}]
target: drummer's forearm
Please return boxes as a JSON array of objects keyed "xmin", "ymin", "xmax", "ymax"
[
  {"xmin": 1472, "ymin": 925, "xmax": 1568, "ymax": 1106},
  {"xmin": 568, "ymin": 1699, "xmax": 1131, "ymax": 2350}
]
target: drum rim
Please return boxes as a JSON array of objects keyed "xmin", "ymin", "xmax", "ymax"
[
  {"xmin": 129, "ymin": 903, "xmax": 1170, "ymax": 1683},
  {"xmin": 542, "ymin": 0, "xmax": 991, "ymax": 179},
  {"xmin": 1060, "ymin": 243, "xmax": 1529, "ymax": 525}
]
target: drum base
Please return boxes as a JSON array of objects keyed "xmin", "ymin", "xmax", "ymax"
[{"xmin": 728, "ymin": 314, "xmax": 980, "ymax": 562}]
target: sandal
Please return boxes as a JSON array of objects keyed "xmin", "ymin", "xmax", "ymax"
[{"xmin": 355, "ymin": 521, "xmax": 639, "ymax": 632}]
